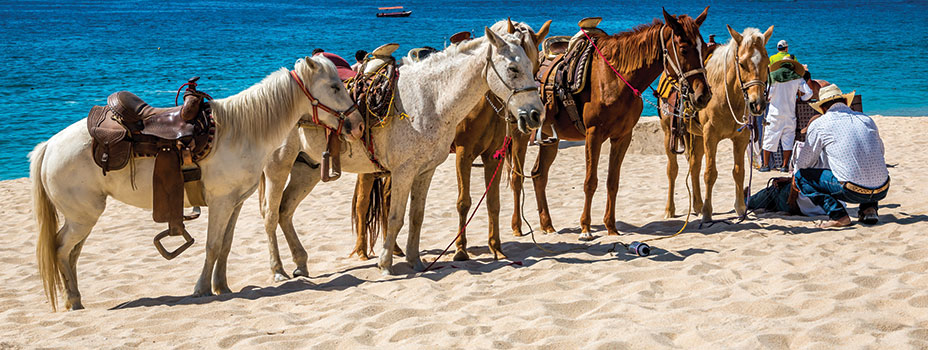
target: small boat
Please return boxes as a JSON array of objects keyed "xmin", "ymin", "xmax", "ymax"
[{"xmin": 377, "ymin": 6, "xmax": 411, "ymax": 17}]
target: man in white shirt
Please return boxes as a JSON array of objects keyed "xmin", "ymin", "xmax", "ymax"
[
  {"xmin": 792, "ymin": 85, "xmax": 890, "ymax": 228},
  {"xmin": 761, "ymin": 59, "xmax": 813, "ymax": 172}
]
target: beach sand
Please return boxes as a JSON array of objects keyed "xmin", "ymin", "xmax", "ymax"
[{"xmin": 1, "ymin": 116, "xmax": 926, "ymax": 349}]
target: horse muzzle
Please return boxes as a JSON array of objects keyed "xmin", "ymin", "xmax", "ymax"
[
  {"xmin": 516, "ymin": 108, "xmax": 542, "ymax": 132},
  {"xmin": 749, "ymin": 100, "xmax": 767, "ymax": 117}
]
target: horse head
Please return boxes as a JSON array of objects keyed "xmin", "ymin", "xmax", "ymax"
[
  {"xmin": 662, "ymin": 6, "xmax": 712, "ymax": 109},
  {"xmin": 294, "ymin": 56, "xmax": 364, "ymax": 141},
  {"xmin": 483, "ymin": 25, "xmax": 545, "ymax": 134},
  {"xmin": 727, "ymin": 25, "xmax": 774, "ymax": 116}
]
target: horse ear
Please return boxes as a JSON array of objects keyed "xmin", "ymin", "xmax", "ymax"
[
  {"xmin": 662, "ymin": 8, "xmax": 685, "ymax": 34},
  {"xmin": 763, "ymin": 25, "xmax": 775, "ymax": 45},
  {"xmin": 507, "ymin": 17, "xmax": 516, "ymax": 34},
  {"xmin": 695, "ymin": 6, "xmax": 709, "ymax": 27},
  {"xmin": 485, "ymin": 26, "xmax": 505, "ymax": 48},
  {"xmin": 726, "ymin": 25, "xmax": 743, "ymax": 44},
  {"xmin": 534, "ymin": 20, "xmax": 552, "ymax": 46}
]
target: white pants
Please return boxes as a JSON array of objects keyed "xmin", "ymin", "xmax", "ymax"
[{"xmin": 762, "ymin": 114, "xmax": 796, "ymax": 152}]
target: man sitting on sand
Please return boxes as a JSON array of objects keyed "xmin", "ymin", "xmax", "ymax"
[{"xmin": 792, "ymin": 85, "xmax": 889, "ymax": 228}]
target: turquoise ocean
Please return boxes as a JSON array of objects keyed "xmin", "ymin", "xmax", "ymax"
[{"xmin": 1, "ymin": 0, "xmax": 926, "ymax": 179}]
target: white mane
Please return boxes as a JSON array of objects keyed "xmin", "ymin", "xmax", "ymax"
[
  {"xmin": 209, "ymin": 56, "xmax": 338, "ymax": 146},
  {"xmin": 706, "ymin": 27, "xmax": 763, "ymax": 88}
]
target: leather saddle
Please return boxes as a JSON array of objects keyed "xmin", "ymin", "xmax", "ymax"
[
  {"xmin": 538, "ymin": 21, "xmax": 601, "ymax": 133},
  {"xmin": 86, "ymin": 77, "xmax": 214, "ymax": 260}
]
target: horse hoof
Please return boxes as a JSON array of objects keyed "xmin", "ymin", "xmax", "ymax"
[
  {"xmin": 607, "ymin": 231, "xmax": 622, "ymax": 236},
  {"xmin": 66, "ymin": 299, "xmax": 84, "ymax": 311},
  {"xmin": 214, "ymin": 287, "xmax": 233, "ymax": 295},
  {"xmin": 393, "ymin": 247, "xmax": 406, "ymax": 257},
  {"xmin": 358, "ymin": 253, "xmax": 371, "ymax": 261},
  {"xmin": 452, "ymin": 250, "xmax": 470, "ymax": 261},
  {"xmin": 273, "ymin": 273, "xmax": 289, "ymax": 282},
  {"xmin": 512, "ymin": 229, "xmax": 524, "ymax": 237},
  {"xmin": 192, "ymin": 290, "xmax": 215, "ymax": 298},
  {"xmin": 543, "ymin": 227, "xmax": 557, "ymax": 234},
  {"xmin": 578, "ymin": 232, "xmax": 595, "ymax": 241},
  {"xmin": 492, "ymin": 250, "xmax": 508, "ymax": 260},
  {"xmin": 664, "ymin": 211, "xmax": 675, "ymax": 219},
  {"xmin": 293, "ymin": 267, "xmax": 309, "ymax": 278},
  {"xmin": 411, "ymin": 260, "xmax": 426, "ymax": 272}
]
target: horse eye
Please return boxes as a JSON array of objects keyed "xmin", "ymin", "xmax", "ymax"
[
  {"xmin": 508, "ymin": 66, "xmax": 519, "ymax": 74},
  {"xmin": 681, "ymin": 48, "xmax": 688, "ymax": 55}
]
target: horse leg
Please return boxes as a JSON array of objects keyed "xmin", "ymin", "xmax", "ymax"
[
  {"xmin": 278, "ymin": 158, "xmax": 321, "ymax": 279},
  {"xmin": 453, "ymin": 149, "xmax": 475, "ymax": 261},
  {"xmin": 193, "ymin": 200, "xmax": 233, "ymax": 297},
  {"xmin": 732, "ymin": 134, "xmax": 750, "ymax": 217},
  {"xmin": 579, "ymin": 130, "xmax": 604, "ymax": 241},
  {"xmin": 378, "ymin": 169, "xmax": 413, "ymax": 275},
  {"xmin": 260, "ymin": 146, "xmax": 300, "ymax": 281},
  {"xmin": 661, "ymin": 116, "xmax": 678, "ymax": 218},
  {"xmin": 56, "ymin": 219, "xmax": 96, "ymax": 310},
  {"xmin": 603, "ymin": 134, "xmax": 632, "ymax": 235},
  {"xmin": 689, "ymin": 135, "xmax": 705, "ymax": 214},
  {"xmin": 482, "ymin": 152, "xmax": 505, "ymax": 259},
  {"xmin": 406, "ymin": 169, "xmax": 436, "ymax": 271},
  {"xmin": 353, "ymin": 174, "xmax": 374, "ymax": 260},
  {"xmin": 213, "ymin": 202, "xmax": 244, "ymax": 295},
  {"xmin": 532, "ymin": 141, "xmax": 560, "ymax": 234},
  {"xmin": 508, "ymin": 132, "xmax": 530, "ymax": 237},
  {"xmin": 701, "ymin": 135, "xmax": 721, "ymax": 222}
]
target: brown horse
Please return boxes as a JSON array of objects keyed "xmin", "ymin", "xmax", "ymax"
[
  {"xmin": 660, "ymin": 25, "xmax": 773, "ymax": 222},
  {"xmin": 351, "ymin": 19, "xmax": 551, "ymax": 261},
  {"xmin": 511, "ymin": 8, "xmax": 711, "ymax": 241}
]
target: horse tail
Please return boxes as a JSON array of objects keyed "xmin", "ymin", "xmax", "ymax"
[
  {"xmin": 365, "ymin": 176, "xmax": 389, "ymax": 255},
  {"xmin": 30, "ymin": 142, "xmax": 61, "ymax": 311},
  {"xmin": 258, "ymin": 172, "xmax": 267, "ymax": 218}
]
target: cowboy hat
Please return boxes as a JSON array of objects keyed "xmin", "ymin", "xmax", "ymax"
[
  {"xmin": 769, "ymin": 58, "xmax": 805, "ymax": 77},
  {"xmin": 810, "ymin": 84, "xmax": 856, "ymax": 113}
]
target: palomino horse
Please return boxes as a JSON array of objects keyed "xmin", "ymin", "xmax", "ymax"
[
  {"xmin": 351, "ymin": 20, "xmax": 551, "ymax": 263},
  {"xmin": 512, "ymin": 8, "xmax": 712, "ymax": 240},
  {"xmin": 661, "ymin": 25, "xmax": 773, "ymax": 221},
  {"xmin": 260, "ymin": 21, "xmax": 544, "ymax": 278},
  {"xmin": 31, "ymin": 56, "xmax": 363, "ymax": 310}
]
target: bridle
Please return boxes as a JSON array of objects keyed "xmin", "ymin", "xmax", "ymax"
[
  {"xmin": 660, "ymin": 24, "xmax": 707, "ymax": 108},
  {"xmin": 723, "ymin": 40, "xmax": 770, "ymax": 126},
  {"xmin": 484, "ymin": 41, "xmax": 538, "ymax": 123},
  {"xmin": 289, "ymin": 70, "xmax": 358, "ymax": 134}
]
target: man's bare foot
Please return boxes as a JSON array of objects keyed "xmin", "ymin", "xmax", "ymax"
[{"xmin": 816, "ymin": 216, "xmax": 852, "ymax": 229}]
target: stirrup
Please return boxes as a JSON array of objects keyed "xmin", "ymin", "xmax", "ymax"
[
  {"xmin": 154, "ymin": 225, "xmax": 195, "ymax": 260},
  {"xmin": 184, "ymin": 206, "xmax": 201, "ymax": 221},
  {"xmin": 531, "ymin": 125, "xmax": 559, "ymax": 146},
  {"xmin": 321, "ymin": 150, "xmax": 341, "ymax": 182}
]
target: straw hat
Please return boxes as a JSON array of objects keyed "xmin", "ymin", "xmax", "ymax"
[
  {"xmin": 810, "ymin": 84, "xmax": 856, "ymax": 113},
  {"xmin": 769, "ymin": 58, "xmax": 805, "ymax": 78}
]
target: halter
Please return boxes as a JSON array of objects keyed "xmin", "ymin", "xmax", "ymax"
[
  {"xmin": 723, "ymin": 40, "xmax": 770, "ymax": 126},
  {"xmin": 484, "ymin": 42, "xmax": 538, "ymax": 123},
  {"xmin": 289, "ymin": 70, "xmax": 358, "ymax": 133},
  {"xmin": 660, "ymin": 24, "xmax": 708, "ymax": 100}
]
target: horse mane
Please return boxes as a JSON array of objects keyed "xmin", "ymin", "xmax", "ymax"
[
  {"xmin": 404, "ymin": 19, "xmax": 524, "ymax": 68},
  {"xmin": 594, "ymin": 16, "xmax": 701, "ymax": 73},
  {"xmin": 705, "ymin": 27, "xmax": 763, "ymax": 88},
  {"xmin": 209, "ymin": 56, "xmax": 336, "ymax": 145}
]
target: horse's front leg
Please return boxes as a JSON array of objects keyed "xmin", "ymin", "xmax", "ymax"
[
  {"xmin": 278, "ymin": 157, "xmax": 321, "ymax": 278},
  {"xmin": 732, "ymin": 134, "xmax": 750, "ymax": 217},
  {"xmin": 579, "ymin": 129, "xmax": 604, "ymax": 241},
  {"xmin": 213, "ymin": 201, "xmax": 244, "ymax": 294},
  {"xmin": 661, "ymin": 115, "xmax": 679, "ymax": 218},
  {"xmin": 532, "ymin": 140, "xmax": 560, "ymax": 234},
  {"xmin": 482, "ymin": 152, "xmax": 505, "ymax": 259},
  {"xmin": 352, "ymin": 174, "xmax": 375, "ymax": 260},
  {"xmin": 378, "ymin": 168, "xmax": 414, "ymax": 275},
  {"xmin": 454, "ymin": 149, "xmax": 475, "ymax": 261},
  {"xmin": 193, "ymin": 199, "xmax": 234, "ymax": 297},
  {"xmin": 508, "ymin": 132, "xmax": 530, "ymax": 236},
  {"xmin": 260, "ymin": 142, "xmax": 300, "ymax": 281},
  {"xmin": 406, "ymin": 168, "xmax": 436, "ymax": 271},
  {"xmin": 702, "ymin": 135, "xmax": 721, "ymax": 222},
  {"xmin": 604, "ymin": 134, "xmax": 632, "ymax": 235}
]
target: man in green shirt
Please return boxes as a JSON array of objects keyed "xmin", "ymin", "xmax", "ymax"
[{"xmin": 769, "ymin": 40, "xmax": 796, "ymax": 64}]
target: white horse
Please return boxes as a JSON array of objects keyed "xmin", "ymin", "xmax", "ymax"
[
  {"xmin": 32, "ymin": 56, "xmax": 364, "ymax": 311},
  {"xmin": 260, "ymin": 21, "xmax": 545, "ymax": 279}
]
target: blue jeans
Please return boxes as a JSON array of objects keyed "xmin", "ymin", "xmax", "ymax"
[{"xmin": 794, "ymin": 169, "xmax": 888, "ymax": 220}]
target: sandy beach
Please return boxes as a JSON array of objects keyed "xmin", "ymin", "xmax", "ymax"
[{"xmin": 1, "ymin": 115, "xmax": 926, "ymax": 349}]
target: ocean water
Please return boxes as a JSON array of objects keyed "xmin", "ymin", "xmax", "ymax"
[{"xmin": 1, "ymin": 0, "xmax": 926, "ymax": 180}]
